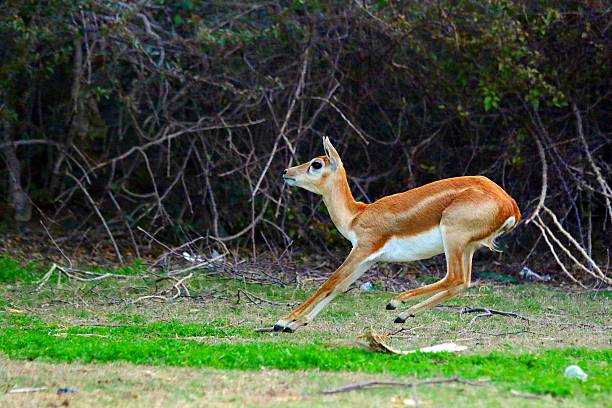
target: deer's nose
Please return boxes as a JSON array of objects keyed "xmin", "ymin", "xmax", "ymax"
[{"xmin": 282, "ymin": 169, "xmax": 288, "ymax": 177}]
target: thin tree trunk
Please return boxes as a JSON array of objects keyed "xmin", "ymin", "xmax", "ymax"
[
  {"xmin": 1, "ymin": 123, "xmax": 32, "ymax": 226},
  {"xmin": 50, "ymin": 37, "xmax": 84, "ymax": 193}
]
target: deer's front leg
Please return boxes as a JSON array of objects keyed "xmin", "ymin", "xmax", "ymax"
[{"xmin": 273, "ymin": 247, "xmax": 374, "ymax": 332}]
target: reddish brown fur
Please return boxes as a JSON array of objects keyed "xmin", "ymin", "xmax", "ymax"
[{"xmin": 352, "ymin": 176, "xmax": 518, "ymax": 243}]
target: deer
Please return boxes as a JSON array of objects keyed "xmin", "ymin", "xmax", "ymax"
[{"xmin": 274, "ymin": 137, "xmax": 521, "ymax": 332}]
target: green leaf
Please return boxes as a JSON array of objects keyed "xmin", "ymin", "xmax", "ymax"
[{"xmin": 484, "ymin": 96, "xmax": 493, "ymax": 112}]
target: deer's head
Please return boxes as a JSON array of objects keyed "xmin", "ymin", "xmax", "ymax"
[{"xmin": 282, "ymin": 137, "xmax": 345, "ymax": 195}]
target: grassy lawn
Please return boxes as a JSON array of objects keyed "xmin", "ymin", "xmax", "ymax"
[{"xmin": 0, "ymin": 256, "xmax": 610, "ymax": 406}]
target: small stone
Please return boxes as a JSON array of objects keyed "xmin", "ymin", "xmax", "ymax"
[{"xmin": 564, "ymin": 365, "xmax": 588, "ymax": 381}]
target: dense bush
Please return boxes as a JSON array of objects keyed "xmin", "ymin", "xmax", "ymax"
[{"xmin": 0, "ymin": 1, "xmax": 609, "ymax": 282}]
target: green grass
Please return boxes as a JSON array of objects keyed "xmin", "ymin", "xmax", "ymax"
[
  {"xmin": 67, "ymin": 320, "xmax": 256, "ymax": 338},
  {"xmin": 0, "ymin": 305, "xmax": 610, "ymax": 398},
  {"xmin": 0, "ymin": 313, "xmax": 255, "ymax": 337},
  {"xmin": 0, "ymin": 326, "xmax": 609, "ymax": 397},
  {"xmin": 0, "ymin": 255, "xmax": 610, "ymax": 405},
  {"xmin": 106, "ymin": 312, "xmax": 147, "ymax": 324},
  {"xmin": 0, "ymin": 313, "xmax": 45, "ymax": 327},
  {"xmin": 88, "ymin": 259, "xmax": 147, "ymax": 275},
  {"xmin": 0, "ymin": 255, "xmax": 145, "ymax": 284},
  {"xmin": 0, "ymin": 255, "xmax": 43, "ymax": 283}
]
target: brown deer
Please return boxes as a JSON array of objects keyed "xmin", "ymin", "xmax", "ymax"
[{"xmin": 274, "ymin": 137, "xmax": 520, "ymax": 332}]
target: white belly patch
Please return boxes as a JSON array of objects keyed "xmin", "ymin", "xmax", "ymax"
[{"xmin": 369, "ymin": 228, "xmax": 445, "ymax": 263}]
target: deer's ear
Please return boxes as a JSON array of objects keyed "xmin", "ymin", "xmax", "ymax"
[{"xmin": 323, "ymin": 136, "xmax": 341, "ymax": 171}]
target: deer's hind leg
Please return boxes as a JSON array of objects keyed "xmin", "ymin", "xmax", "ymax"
[
  {"xmin": 386, "ymin": 264, "xmax": 459, "ymax": 310},
  {"xmin": 386, "ymin": 226, "xmax": 472, "ymax": 312},
  {"xmin": 395, "ymin": 243, "xmax": 477, "ymax": 322},
  {"xmin": 394, "ymin": 231, "xmax": 474, "ymax": 322},
  {"xmin": 393, "ymin": 190, "xmax": 497, "ymax": 323}
]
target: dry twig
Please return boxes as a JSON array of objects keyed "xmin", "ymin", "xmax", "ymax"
[
  {"xmin": 459, "ymin": 306, "xmax": 530, "ymax": 324},
  {"xmin": 321, "ymin": 377, "xmax": 488, "ymax": 394}
]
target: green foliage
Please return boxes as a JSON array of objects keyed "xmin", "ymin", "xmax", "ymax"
[
  {"xmin": 196, "ymin": 26, "xmax": 281, "ymax": 48},
  {"xmin": 0, "ymin": 0, "xmax": 80, "ymax": 121},
  {"xmin": 0, "ymin": 0, "xmax": 608, "ymax": 261},
  {"xmin": 389, "ymin": 1, "xmax": 574, "ymax": 115}
]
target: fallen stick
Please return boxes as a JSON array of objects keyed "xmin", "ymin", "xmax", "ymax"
[
  {"xmin": 361, "ymin": 329, "xmax": 468, "ymax": 355},
  {"xmin": 510, "ymin": 389, "xmax": 544, "ymax": 399},
  {"xmin": 471, "ymin": 329, "xmax": 532, "ymax": 337},
  {"xmin": 254, "ymin": 326, "xmax": 276, "ymax": 332},
  {"xmin": 460, "ymin": 307, "xmax": 530, "ymax": 324},
  {"xmin": 129, "ymin": 273, "xmax": 193, "ymax": 304},
  {"xmin": 10, "ymin": 387, "xmax": 48, "ymax": 394},
  {"xmin": 321, "ymin": 377, "xmax": 487, "ymax": 394},
  {"xmin": 237, "ymin": 289, "xmax": 295, "ymax": 307},
  {"xmin": 437, "ymin": 304, "xmax": 530, "ymax": 322},
  {"xmin": 36, "ymin": 263, "xmax": 132, "ymax": 291}
]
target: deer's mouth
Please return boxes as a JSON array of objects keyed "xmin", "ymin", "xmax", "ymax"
[{"xmin": 282, "ymin": 175, "xmax": 297, "ymax": 185}]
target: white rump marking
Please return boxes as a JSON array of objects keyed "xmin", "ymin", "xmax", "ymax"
[
  {"xmin": 502, "ymin": 216, "xmax": 516, "ymax": 230},
  {"xmin": 368, "ymin": 228, "xmax": 445, "ymax": 263},
  {"xmin": 479, "ymin": 216, "xmax": 516, "ymax": 252}
]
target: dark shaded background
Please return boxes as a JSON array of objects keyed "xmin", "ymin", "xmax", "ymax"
[{"xmin": 0, "ymin": 1, "xmax": 609, "ymax": 285}]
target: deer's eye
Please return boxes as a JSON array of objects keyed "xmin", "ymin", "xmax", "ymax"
[{"xmin": 311, "ymin": 161, "xmax": 323, "ymax": 170}]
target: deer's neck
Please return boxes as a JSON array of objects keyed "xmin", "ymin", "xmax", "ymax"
[{"xmin": 321, "ymin": 172, "xmax": 361, "ymax": 244}]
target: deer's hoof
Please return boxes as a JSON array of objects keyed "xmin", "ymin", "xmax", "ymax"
[
  {"xmin": 386, "ymin": 299, "xmax": 401, "ymax": 310},
  {"xmin": 273, "ymin": 318, "xmax": 302, "ymax": 333}
]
